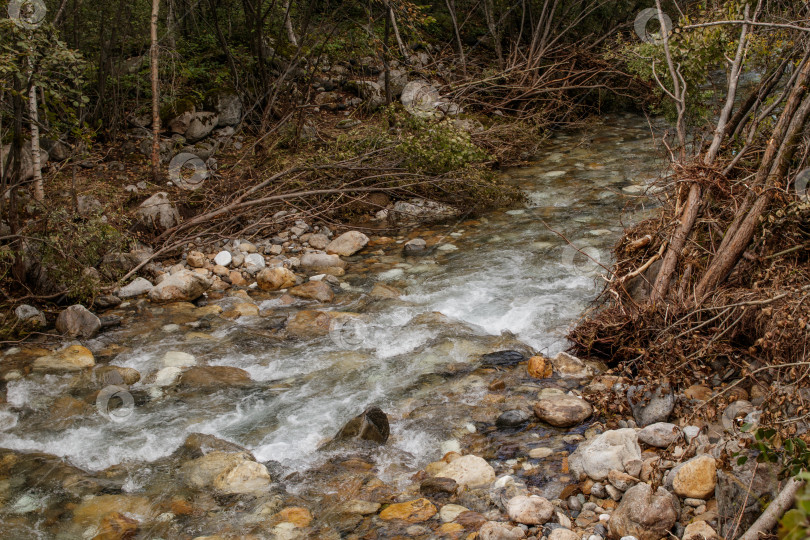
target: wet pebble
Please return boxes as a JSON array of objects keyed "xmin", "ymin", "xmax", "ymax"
[{"xmin": 496, "ymin": 410, "xmax": 530, "ymax": 428}]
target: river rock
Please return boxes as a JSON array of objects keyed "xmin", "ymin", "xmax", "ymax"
[
  {"xmin": 534, "ymin": 395, "xmax": 593, "ymax": 427},
  {"xmin": 682, "ymin": 521, "xmax": 718, "ymax": 540},
  {"xmin": 213, "ymin": 459, "xmax": 272, "ymax": 494},
  {"xmin": 370, "ymin": 282, "xmax": 401, "ymax": 298},
  {"xmin": 439, "ymin": 504, "xmax": 468, "ymax": 522},
  {"xmin": 548, "ymin": 529, "xmax": 579, "ymax": 540},
  {"xmin": 403, "ymin": 238, "xmax": 427, "ymax": 255},
  {"xmin": 569, "ymin": 428, "xmax": 642, "ymax": 482},
  {"xmin": 528, "ymin": 355, "xmax": 552, "ymax": 378},
  {"xmin": 326, "ymin": 231, "xmax": 369, "ymax": 256},
  {"xmin": 95, "ymin": 366, "xmax": 141, "ymax": 386},
  {"xmin": 257, "ymin": 267, "xmax": 296, "ymax": 291},
  {"xmin": 148, "ymin": 269, "xmax": 211, "ymax": 302},
  {"xmin": 496, "ymin": 410, "xmax": 530, "ymax": 428},
  {"xmin": 334, "ymin": 406, "xmax": 390, "ymax": 444},
  {"xmin": 33, "ymin": 345, "xmax": 95, "ymax": 372},
  {"xmin": 506, "ymin": 495, "xmax": 553, "ymax": 525},
  {"xmin": 56, "ymin": 305, "xmax": 101, "ymax": 338},
  {"xmin": 162, "ymin": 351, "xmax": 196, "ymax": 368},
  {"xmin": 627, "ymin": 383, "xmax": 675, "ymax": 427},
  {"xmin": 379, "ymin": 498, "xmax": 436, "ymax": 522},
  {"xmin": 638, "ymin": 422, "xmax": 682, "ymax": 448},
  {"xmin": 94, "ymin": 510, "xmax": 139, "ymax": 539},
  {"xmin": 479, "ymin": 521, "xmax": 526, "ymax": 540},
  {"xmin": 608, "ymin": 469, "xmax": 639, "ymax": 491},
  {"xmin": 136, "ymin": 192, "xmax": 180, "ymax": 231},
  {"xmin": 244, "ymin": 253, "xmax": 265, "ymax": 274},
  {"xmin": 152, "ymin": 366, "xmax": 182, "ymax": 387},
  {"xmin": 481, "ymin": 350, "xmax": 525, "ymax": 367},
  {"xmin": 72, "ymin": 494, "xmax": 155, "ymax": 528},
  {"xmin": 185, "ymin": 112, "xmax": 219, "ymax": 142},
  {"xmin": 436, "ymin": 455, "xmax": 495, "ymax": 488},
  {"xmin": 15, "ymin": 304, "xmax": 46, "ymax": 327},
  {"xmin": 286, "ymin": 310, "xmax": 336, "ymax": 338},
  {"xmin": 289, "ymin": 281, "xmax": 334, "ymax": 302},
  {"xmin": 118, "ymin": 277, "xmax": 154, "ymax": 298},
  {"xmin": 420, "ymin": 476, "xmax": 458, "ymax": 496},
  {"xmin": 672, "ymin": 455, "xmax": 716, "ymax": 499},
  {"xmin": 179, "ymin": 366, "xmax": 251, "ymax": 388},
  {"xmin": 214, "ymin": 250, "xmax": 232, "ymax": 266},
  {"xmin": 550, "ymin": 351, "xmax": 594, "ymax": 379},
  {"xmin": 182, "ymin": 451, "xmax": 271, "ymax": 494},
  {"xmin": 187, "ymin": 250, "xmax": 206, "ymax": 268},
  {"xmin": 608, "ymin": 483, "xmax": 679, "ymax": 540},
  {"xmin": 300, "ymin": 252, "xmax": 346, "ymax": 271}
]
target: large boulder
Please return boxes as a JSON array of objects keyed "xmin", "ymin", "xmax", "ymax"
[
  {"xmin": 0, "ymin": 141, "xmax": 49, "ymax": 182},
  {"xmin": 185, "ymin": 112, "xmax": 219, "ymax": 142},
  {"xmin": 333, "ymin": 406, "xmax": 390, "ymax": 445},
  {"xmin": 436, "ymin": 455, "xmax": 495, "ymax": 489},
  {"xmin": 257, "ymin": 267, "xmax": 297, "ymax": 291},
  {"xmin": 55, "ymin": 304, "xmax": 101, "ymax": 338},
  {"xmin": 168, "ymin": 110, "xmax": 195, "ymax": 135},
  {"xmin": 569, "ymin": 428, "xmax": 642, "ymax": 482},
  {"xmin": 207, "ymin": 92, "xmax": 242, "ymax": 127},
  {"xmin": 148, "ymin": 269, "xmax": 211, "ymax": 302},
  {"xmin": 533, "ymin": 395, "xmax": 592, "ymax": 427},
  {"xmin": 716, "ymin": 458, "xmax": 780, "ymax": 539},
  {"xmin": 377, "ymin": 69, "xmax": 408, "ymax": 98},
  {"xmin": 608, "ymin": 483, "xmax": 679, "ymax": 540},
  {"xmin": 136, "ymin": 192, "xmax": 180, "ymax": 231},
  {"xmin": 401, "ymin": 81, "xmax": 440, "ymax": 118},
  {"xmin": 33, "ymin": 345, "xmax": 95, "ymax": 372},
  {"xmin": 326, "ymin": 231, "xmax": 369, "ymax": 256}
]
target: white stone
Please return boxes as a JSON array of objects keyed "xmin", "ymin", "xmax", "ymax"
[
  {"xmin": 214, "ymin": 251, "xmax": 232, "ymax": 266},
  {"xmin": 153, "ymin": 366, "xmax": 182, "ymax": 387},
  {"xmin": 436, "ymin": 455, "xmax": 495, "ymax": 489},
  {"xmin": 118, "ymin": 277, "xmax": 154, "ymax": 298},
  {"xmin": 568, "ymin": 428, "xmax": 642, "ymax": 481}
]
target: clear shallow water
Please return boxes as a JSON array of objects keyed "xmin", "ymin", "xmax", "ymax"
[{"xmin": 0, "ymin": 114, "xmax": 667, "ymax": 504}]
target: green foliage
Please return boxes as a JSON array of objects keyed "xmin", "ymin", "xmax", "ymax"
[
  {"xmin": 35, "ymin": 208, "xmax": 131, "ymax": 302},
  {"xmin": 398, "ymin": 116, "xmax": 490, "ymax": 175},
  {"xmin": 779, "ymin": 473, "xmax": 810, "ymax": 540},
  {"xmin": 737, "ymin": 425, "xmax": 810, "ymax": 478}
]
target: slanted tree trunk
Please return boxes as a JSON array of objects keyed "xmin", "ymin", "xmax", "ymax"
[
  {"xmin": 444, "ymin": 0, "xmax": 466, "ymax": 74},
  {"xmin": 283, "ymin": 0, "xmax": 298, "ymax": 47},
  {"xmin": 386, "ymin": 1, "xmax": 408, "ymax": 60},
  {"xmin": 150, "ymin": 0, "xmax": 161, "ymax": 182}
]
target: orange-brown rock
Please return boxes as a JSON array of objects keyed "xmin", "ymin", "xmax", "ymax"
[
  {"xmin": 379, "ymin": 498, "xmax": 437, "ymax": 522},
  {"xmin": 528, "ymin": 356, "xmax": 553, "ymax": 378}
]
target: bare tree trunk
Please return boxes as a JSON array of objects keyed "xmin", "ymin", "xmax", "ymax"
[
  {"xmin": 482, "ymin": 0, "xmax": 503, "ymax": 69},
  {"xmin": 444, "ymin": 0, "xmax": 466, "ymax": 74},
  {"xmin": 695, "ymin": 88, "xmax": 810, "ymax": 299},
  {"xmin": 387, "ymin": 2, "xmax": 408, "ymax": 60},
  {"xmin": 283, "ymin": 0, "xmax": 298, "ymax": 47},
  {"xmin": 150, "ymin": 0, "xmax": 161, "ymax": 182},
  {"xmin": 383, "ymin": 12, "xmax": 392, "ymax": 104},
  {"xmin": 28, "ymin": 59, "xmax": 44, "ymax": 202}
]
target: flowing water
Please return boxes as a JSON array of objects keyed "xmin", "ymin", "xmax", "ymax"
[{"xmin": 0, "ymin": 114, "xmax": 667, "ymax": 538}]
